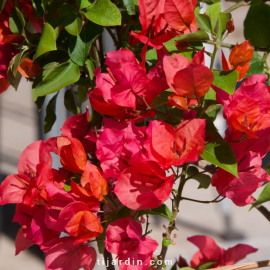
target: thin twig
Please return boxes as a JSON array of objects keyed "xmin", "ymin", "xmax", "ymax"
[
  {"xmin": 255, "ymin": 204, "xmax": 270, "ymax": 222},
  {"xmin": 223, "ymin": 0, "xmax": 249, "ymax": 13},
  {"xmin": 105, "ymin": 27, "xmax": 119, "ymax": 48},
  {"xmin": 103, "ymin": 248, "xmax": 116, "ymax": 270},
  {"xmin": 208, "ymin": 260, "xmax": 270, "ymax": 270}
]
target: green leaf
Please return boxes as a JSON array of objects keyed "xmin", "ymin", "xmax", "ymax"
[
  {"xmin": 206, "ymin": 2, "xmax": 221, "ymax": 17},
  {"xmin": 46, "ymin": 0, "xmax": 67, "ymax": 22},
  {"xmin": 251, "ymin": 182, "xmax": 270, "ymax": 209},
  {"xmin": 0, "ymin": 0, "xmax": 7, "ymax": 13},
  {"xmin": 162, "ymin": 238, "xmax": 171, "ymax": 247},
  {"xmin": 85, "ymin": 58, "xmax": 95, "ymax": 80},
  {"xmin": 44, "ymin": 93, "xmax": 58, "ymax": 134},
  {"xmin": 35, "ymin": 96, "xmax": 46, "ymax": 111},
  {"xmin": 65, "ymin": 12, "xmax": 83, "ymax": 36},
  {"xmin": 88, "ymin": 109, "xmax": 103, "ymax": 128},
  {"xmin": 195, "ymin": 14, "xmax": 212, "ymax": 33},
  {"xmin": 175, "ymin": 30, "xmax": 209, "ymax": 42},
  {"xmin": 78, "ymin": 85, "xmax": 88, "ymax": 102},
  {"xmin": 76, "ymin": 0, "xmax": 92, "ymax": 9},
  {"xmin": 35, "ymin": 23, "xmax": 57, "ymax": 60},
  {"xmin": 85, "ymin": 0, "xmax": 121, "ymax": 26},
  {"xmin": 138, "ymin": 204, "xmax": 172, "ymax": 221},
  {"xmin": 212, "ymin": 70, "xmax": 239, "ymax": 94},
  {"xmin": 244, "ymin": 3, "xmax": 270, "ymax": 48},
  {"xmin": 170, "ymin": 263, "xmax": 178, "ymax": 270},
  {"xmin": 193, "ymin": 174, "xmax": 211, "ymax": 189},
  {"xmin": 146, "ymin": 48, "xmax": 157, "ymax": 62},
  {"xmin": 68, "ymin": 21, "xmax": 103, "ymax": 66},
  {"xmin": 122, "ymin": 0, "xmax": 136, "ymax": 15},
  {"xmin": 201, "ymin": 140, "xmax": 238, "ymax": 177},
  {"xmin": 214, "ymin": 12, "xmax": 232, "ymax": 40},
  {"xmin": 33, "ymin": 61, "xmax": 80, "ymax": 99},
  {"xmin": 151, "ymin": 89, "xmax": 172, "ymax": 107},
  {"xmin": 187, "ymin": 166, "xmax": 211, "ymax": 189},
  {"xmin": 9, "ymin": 7, "xmax": 25, "ymax": 35},
  {"xmin": 196, "ymin": 261, "xmax": 217, "ymax": 270},
  {"xmin": 266, "ymin": 163, "xmax": 270, "ymax": 175},
  {"xmin": 32, "ymin": 0, "xmax": 45, "ymax": 17},
  {"xmin": 245, "ymin": 51, "xmax": 265, "ymax": 77},
  {"xmin": 204, "ymin": 87, "xmax": 216, "ymax": 100},
  {"xmin": 64, "ymin": 88, "xmax": 81, "ymax": 115},
  {"xmin": 58, "ymin": 4, "xmax": 83, "ymax": 36}
]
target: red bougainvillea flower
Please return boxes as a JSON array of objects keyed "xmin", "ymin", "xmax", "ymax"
[
  {"xmin": 213, "ymin": 74, "xmax": 270, "ymax": 139},
  {"xmin": 45, "ymin": 237, "xmax": 97, "ymax": 270},
  {"xmin": 114, "ymin": 163, "xmax": 174, "ymax": 210},
  {"xmin": 46, "ymin": 202, "xmax": 103, "ymax": 244},
  {"xmin": 129, "ymin": 0, "xmax": 171, "ymax": 49},
  {"xmin": 221, "ymin": 40, "xmax": 253, "ymax": 81},
  {"xmin": 163, "ymin": 0, "xmax": 197, "ymax": 32},
  {"xmin": 212, "ymin": 150, "xmax": 270, "ymax": 206},
  {"xmin": 81, "ymin": 161, "xmax": 108, "ymax": 201},
  {"xmin": 46, "ymin": 137, "xmax": 87, "ymax": 173},
  {"xmin": 17, "ymin": 58, "xmax": 43, "ymax": 78},
  {"xmin": 0, "ymin": 140, "xmax": 52, "ymax": 205},
  {"xmin": 179, "ymin": 235, "xmax": 257, "ymax": 268},
  {"xmin": 143, "ymin": 119, "xmax": 206, "ymax": 169},
  {"xmin": 105, "ymin": 217, "xmax": 158, "ymax": 270},
  {"xmin": 61, "ymin": 109, "xmax": 96, "ymax": 154},
  {"xmin": 163, "ymin": 49, "xmax": 213, "ymax": 97},
  {"xmin": 96, "ymin": 119, "xmax": 146, "ymax": 178},
  {"xmin": 89, "ymin": 49, "xmax": 161, "ymax": 121}
]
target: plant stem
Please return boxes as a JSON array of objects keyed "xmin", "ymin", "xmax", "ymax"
[
  {"xmin": 204, "ymin": 40, "xmax": 268, "ymax": 52},
  {"xmin": 156, "ymin": 163, "xmax": 189, "ymax": 270},
  {"xmin": 208, "ymin": 260, "xmax": 270, "ymax": 270},
  {"xmin": 103, "ymin": 248, "xmax": 115, "ymax": 270},
  {"xmin": 210, "ymin": 42, "xmax": 218, "ymax": 71},
  {"xmin": 223, "ymin": 0, "xmax": 249, "ymax": 13},
  {"xmin": 92, "ymin": 42, "xmax": 101, "ymax": 68},
  {"xmin": 180, "ymin": 196, "xmax": 225, "ymax": 204},
  {"xmin": 254, "ymin": 203, "xmax": 270, "ymax": 222}
]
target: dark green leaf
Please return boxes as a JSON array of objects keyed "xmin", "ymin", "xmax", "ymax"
[
  {"xmin": 244, "ymin": 3, "xmax": 270, "ymax": 48},
  {"xmin": 195, "ymin": 14, "xmax": 212, "ymax": 33},
  {"xmin": 162, "ymin": 238, "xmax": 171, "ymax": 247},
  {"xmin": 78, "ymin": 85, "xmax": 88, "ymax": 102},
  {"xmin": 96, "ymin": 229, "xmax": 106, "ymax": 254},
  {"xmin": 76, "ymin": 77, "xmax": 92, "ymax": 86},
  {"xmin": 85, "ymin": 58, "xmax": 95, "ymax": 80},
  {"xmin": 0, "ymin": 0, "xmax": 7, "ymax": 12},
  {"xmin": 46, "ymin": 0, "xmax": 67, "ymax": 22},
  {"xmin": 58, "ymin": 4, "xmax": 83, "ymax": 36},
  {"xmin": 88, "ymin": 109, "xmax": 103, "ymax": 128},
  {"xmin": 44, "ymin": 93, "xmax": 58, "ymax": 134},
  {"xmin": 9, "ymin": 7, "xmax": 25, "ymax": 35},
  {"xmin": 151, "ymin": 89, "xmax": 173, "ymax": 107},
  {"xmin": 35, "ymin": 23, "xmax": 57, "ymax": 60},
  {"xmin": 245, "ymin": 51, "xmax": 265, "ymax": 77},
  {"xmin": 196, "ymin": 261, "xmax": 217, "ymax": 270},
  {"xmin": 201, "ymin": 140, "xmax": 238, "ymax": 177},
  {"xmin": 85, "ymin": 0, "xmax": 121, "ymax": 26},
  {"xmin": 266, "ymin": 163, "xmax": 270, "ymax": 175},
  {"xmin": 32, "ymin": 0, "xmax": 45, "ymax": 17},
  {"xmin": 33, "ymin": 61, "xmax": 80, "ymax": 99},
  {"xmin": 76, "ymin": 0, "xmax": 92, "ymax": 9},
  {"xmin": 65, "ymin": 12, "xmax": 83, "ymax": 36},
  {"xmin": 122, "ymin": 0, "xmax": 136, "ymax": 15},
  {"xmin": 35, "ymin": 96, "xmax": 46, "ymax": 111},
  {"xmin": 251, "ymin": 182, "xmax": 270, "ymax": 209},
  {"xmin": 187, "ymin": 166, "xmax": 211, "ymax": 189},
  {"xmin": 64, "ymin": 88, "xmax": 81, "ymax": 114},
  {"xmin": 188, "ymin": 166, "xmax": 199, "ymax": 176},
  {"xmin": 212, "ymin": 70, "xmax": 239, "ymax": 94},
  {"xmin": 68, "ymin": 21, "xmax": 103, "ymax": 66},
  {"xmin": 206, "ymin": 2, "xmax": 221, "ymax": 17},
  {"xmin": 214, "ymin": 12, "xmax": 232, "ymax": 40},
  {"xmin": 170, "ymin": 263, "xmax": 178, "ymax": 270},
  {"xmin": 193, "ymin": 174, "xmax": 211, "ymax": 189},
  {"xmin": 138, "ymin": 204, "xmax": 172, "ymax": 221}
]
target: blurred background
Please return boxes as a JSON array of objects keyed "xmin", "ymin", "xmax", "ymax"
[{"xmin": 0, "ymin": 1, "xmax": 270, "ymax": 269}]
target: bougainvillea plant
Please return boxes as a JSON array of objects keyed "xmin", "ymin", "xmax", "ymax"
[{"xmin": 0, "ymin": 0, "xmax": 270, "ymax": 269}]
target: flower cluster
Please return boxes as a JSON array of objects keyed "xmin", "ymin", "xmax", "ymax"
[{"xmin": 0, "ymin": 0, "xmax": 269, "ymax": 269}]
